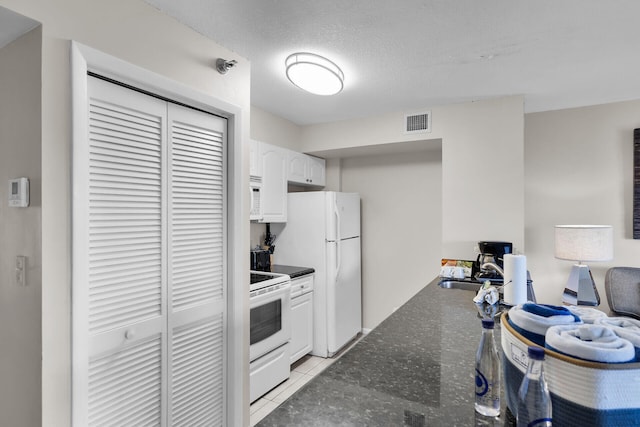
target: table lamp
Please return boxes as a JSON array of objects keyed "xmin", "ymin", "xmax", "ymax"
[{"xmin": 554, "ymin": 225, "xmax": 613, "ymax": 306}]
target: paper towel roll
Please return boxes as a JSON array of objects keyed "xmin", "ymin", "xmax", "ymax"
[{"xmin": 503, "ymin": 254, "xmax": 527, "ymax": 305}]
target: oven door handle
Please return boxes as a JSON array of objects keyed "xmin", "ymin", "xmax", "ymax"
[{"xmin": 249, "ymin": 283, "xmax": 291, "ymax": 307}]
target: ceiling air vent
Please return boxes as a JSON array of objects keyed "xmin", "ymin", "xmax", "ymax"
[{"xmin": 404, "ymin": 111, "xmax": 431, "ymax": 134}]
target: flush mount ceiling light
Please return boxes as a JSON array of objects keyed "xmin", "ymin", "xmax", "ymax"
[{"xmin": 285, "ymin": 52, "xmax": 344, "ymax": 96}]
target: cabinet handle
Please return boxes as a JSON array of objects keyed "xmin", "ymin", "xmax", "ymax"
[{"xmin": 125, "ymin": 329, "xmax": 135, "ymax": 340}]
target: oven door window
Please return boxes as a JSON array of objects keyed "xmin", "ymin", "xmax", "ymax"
[{"xmin": 250, "ymin": 299, "xmax": 282, "ymax": 345}]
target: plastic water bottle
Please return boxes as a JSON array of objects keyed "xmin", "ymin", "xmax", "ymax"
[
  {"xmin": 517, "ymin": 346, "xmax": 552, "ymax": 426},
  {"xmin": 475, "ymin": 318, "xmax": 501, "ymax": 417}
]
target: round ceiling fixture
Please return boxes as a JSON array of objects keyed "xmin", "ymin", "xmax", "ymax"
[{"xmin": 285, "ymin": 52, "xmax": 344, "ymax": 96}]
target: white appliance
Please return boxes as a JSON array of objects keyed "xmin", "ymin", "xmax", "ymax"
[
  {"xmin": 249, "ymin": 176, "xmax": 262, "ymax": 221},
  {"xmin": 249, "ymin": 271, "xmax": 291, "ymax": 403},
  {"xmin": 273, "ymin": 191, "xmax": 361, "ymax": 357}
]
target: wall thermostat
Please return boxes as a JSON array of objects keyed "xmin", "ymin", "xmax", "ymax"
[{"xmin": 8, "ymin": 177, "xmax": 29, "ymax": 207}]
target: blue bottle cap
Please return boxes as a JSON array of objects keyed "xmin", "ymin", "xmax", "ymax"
[
  {"xmin": 481, "ymin": 319, "xmax": 495, "ymax": 329},
  {"xmin": 528, "ymin": 346, "xmax": 545, "ymax": 360}
]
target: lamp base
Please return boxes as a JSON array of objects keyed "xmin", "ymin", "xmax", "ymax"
[{"xmin": 562, "ymin": 264, "xmax": 601, "ymax": 306}]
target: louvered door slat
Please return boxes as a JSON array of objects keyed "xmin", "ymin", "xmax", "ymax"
[
  {"xmin": 168, "ymin": 105, "xmax": 225, "ymax": 426},
  {"xmin": 90, "ymin": 169, "xmax": 161, "ymax": 183},
  {"xmin": 171, "ymin": 315, "xmax": 224, "ymax": 427},
  {"xmin": 169, "ymin": 110, "xmax": 224, "ymax": 311},
  {"xmin": 90, "ymin": 140, "xmax": 161, "ymax": 160},
  {"xmin": 91, "ymin": 131, "xmax": 163, "ymax": 154},
  {"xmin": 88, "ymin": 90, "xmax": 163, "ymax": 335},
  {"xmin": 89, "ymin": 265, "xmax": 160, "ymax": 285},
  {"xmin": 79, "ymin": 76, "xmax": 168, "ymax": 427},
  {"xmin": 173, "ymin": 171, "xmax": 222, "ymax": 184},
  {"xmin": 89, "ymin": 246, "xmax": 160, "ymax": 262},
  {"xmin": 88, "ymin": 336, "xmax": 162, "ymax": 427},
  {"xmin": 90, "ymin": 113, "xmax": 162, "ymax": 142}
]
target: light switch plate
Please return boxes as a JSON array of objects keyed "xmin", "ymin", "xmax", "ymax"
[{"xmin": 15, "ymin": 255, "xmax": 26, "ymax": 286}]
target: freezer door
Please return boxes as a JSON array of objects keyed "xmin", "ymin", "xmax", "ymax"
[
  {"xmin": 326, "ymin": 192, "xmax": 360, "ymax": 242},
  {"xmin": 326, "ymin": 236, "xmax": 362, "ymax": 354}
]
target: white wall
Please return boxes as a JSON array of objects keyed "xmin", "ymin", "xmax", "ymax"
[
  {"xmin": 0, "ymin": 25, "xmax": 42, "ymax": 427},
  {"xmin": 302, "ymin": 96, "xmax": 526, "ymax": 260},
  {"xmin": 341, "ymin": 149, "xmax": 442, "ymax": 329},
  {"xmin": 437, "ymin": 96, "xmax": 525, "ymax": 257},
  {"xmin": 251, "ymin": 105, "xmax": 303, "ymax": 151},
  {"xmin": 524, "ymin": 100, "xmax": 640, "ymax": 309},
  {"xmin": 0, "ymin": 1, "xmax": 252, "ymax": 425}
]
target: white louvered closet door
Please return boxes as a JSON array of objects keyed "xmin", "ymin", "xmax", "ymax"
[
  {"xmin": 167, "ymin": 103, "xmax": 226, "ymax": 427},
  {"xmin": 75, "ymin": 76, "xmax": 226, "ymax": 426}
]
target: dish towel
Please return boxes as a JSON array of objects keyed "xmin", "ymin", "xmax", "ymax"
[
  {"xmin": 595, "ymin": 316, "xmax": 640, "ymax": 361},
  {"xmin": 473, "ymin": 286, "xmax": 499, "ymax": 305},
  {"xmin": 567, "ymin": 306, "xmax": 608, "ymax": 324},
  {"xmin": 508, "ymin": 303, "xmax": 583, "ymax": 346},
  {"xmin": 546, "ymin": 324, "xmax": 635, "ymax": 363}
]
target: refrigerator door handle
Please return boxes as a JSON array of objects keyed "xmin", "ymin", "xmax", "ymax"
[{"xmin": 334, "ymin": 202, "xmax": 341, "ymax": 277}]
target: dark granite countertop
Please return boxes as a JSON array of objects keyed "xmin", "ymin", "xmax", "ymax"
[
  {"xmin": 257, "ymin": 277, "xmax": 515, "ymax": 426},
  {"xmin": 270, "ymin": 264, "xmax": 315, "ymax": 279}
]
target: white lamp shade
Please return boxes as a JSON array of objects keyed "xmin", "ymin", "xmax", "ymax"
[
  {"xmin": 554, "ymin": 225, "xmax": 613, "ymax": 262},
  {"xmin": 285, "ymin": 52, "xmax": 344, "ymax": 96}
]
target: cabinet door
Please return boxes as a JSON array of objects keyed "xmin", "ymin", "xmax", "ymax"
[
  {"xmin": 290, "ymin": 292, "xmax": 314, "ymax": 364},
  {"xmin": 287, "ymin": 151, "xmax": 325, "ymax": 187},
  {"xmin": 287, "ymin": 150, "xmax": 308, "ymax": 185},
  {"xmin": 259, "ymin": 143, "xmax": 287, "ymax": 222},
  {"xmin": 307, "ymin": 155, "xmax": 326, "ymax": 187}
]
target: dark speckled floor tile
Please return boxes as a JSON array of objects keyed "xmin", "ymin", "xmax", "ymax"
[{"xmin": 325, "ymin": 331, "xmax": 442, "ymax": 406}]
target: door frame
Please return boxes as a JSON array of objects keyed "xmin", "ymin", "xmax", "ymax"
[{"xmin": 70, "ymin": 41, "xmax": 246, "ymax": 426}]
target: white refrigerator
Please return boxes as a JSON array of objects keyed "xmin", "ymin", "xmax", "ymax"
[{"xmin": 273, "ymin": 191, "xmax": 362, "ymax": 357}]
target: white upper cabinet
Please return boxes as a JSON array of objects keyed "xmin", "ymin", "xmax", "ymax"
[
  {"xmin": 249, "ymin": 139, "xmax": 262, "ymax": 178},
  {"xmin": 287, "ymin": 150, "xmax": 307, "ymax": 184},
  {"xmin": 307, "ymin": 155, "xmax": 326, "ymax": 186},
  {"xmin": 287, "ymin": 150, "xmax": 326, "ymax": 187},
  {"xmin": 251, "ymin": 142, "xmax": 326, "ymax": 223},
  {"xmin": 259, "ymin": 142, "xmax": 287, "ymax": 223}
]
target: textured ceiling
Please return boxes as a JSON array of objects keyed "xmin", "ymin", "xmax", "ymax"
[
  {"xmin": 6, "ymin": 3, "xmax": 640, "ymax": 126},
  {"xmin": 144, "ymin": 0, "xmax": 640, "ymax": 125}
]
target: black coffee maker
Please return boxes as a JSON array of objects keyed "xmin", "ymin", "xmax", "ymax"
[{"xmin": 473, "ymin": 241, "xmax": 513, "ymax": 282}]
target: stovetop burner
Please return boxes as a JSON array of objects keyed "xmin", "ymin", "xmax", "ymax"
[
  {"xmin": 249, "ymin": 271, "xmax": 290, "ymax": 292},
  {"xmin": 250, "ymin": 273, "xmax": 274, "ymax": 285}
]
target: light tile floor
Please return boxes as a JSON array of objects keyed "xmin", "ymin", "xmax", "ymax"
[
  {"xmin": 249, "ymin": 355, "xmax": 334, "ymax": 426},
  {"xmin": 249, "ymin": 336, "xmax": 363, "ymax": 426}
]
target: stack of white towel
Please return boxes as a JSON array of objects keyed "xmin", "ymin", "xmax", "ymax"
[
  {"xmin": 508, "ymin": 303, "xmax": 583, "ymax": 346},
  {"xmin": 567, "ymin": 306, "xmax": 608, "ymax": 324},
  {"xmin": 595, "ymin": 317, "xmax": 640, "ymax": 362},
  {"xmin": 546, "ymin": 324, "xmax": 636, "ymax": 363},
  {"xmin": 509, "ymin": 303, "xmax": 640, "ymax": 363}
]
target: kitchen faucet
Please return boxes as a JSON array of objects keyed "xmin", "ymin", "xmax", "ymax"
[{"xmin": 481, "ymin": 262, "xmax": 504, "ymax": 278}]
